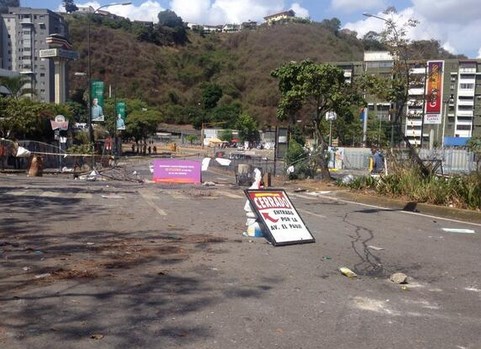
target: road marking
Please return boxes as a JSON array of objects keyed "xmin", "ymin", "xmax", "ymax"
[
  {"xmin": 291, "ymin": 191, "xmax": 481, "ymax": 228},
  {"xmin": 139, "ymin": 190, "xmax": 166, "ymax": 216},
  {"xmin": 41, "ymin": 191, "xmax": 61, "ymax": 198},
  {"xmin": 215, "ymin": 190, "xmax": 244, "ymax": 199},
  {"xmin": 4, "ymin": 190, "xmax": 28, "ymax": 196},
  {"xmin": 442, "ymin": 228, "xmax": 475, "ymax": 234},
  {"xmin": 297, "ymin": 208, "xmax": 326, "ymax": 218},
  {"xmin": 290, "ymin": 193, "xmax": 322, "ymax": 200},
  {"xmin": 4, "ymin": 189, "xmax": 94, "ymax": 200},
  {"xmin": 74, "ymin": 192, "xmax": 92, "ymax": 199},
  {"xmin": 170, "ymin": 192, "xmax": 188, "ymax": 200}
]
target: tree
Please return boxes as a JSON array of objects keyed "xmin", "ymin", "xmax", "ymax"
[
  {"xmin": 320, "ymin": 18, "xmax": 341, "ymax": 34},
  {"xmin": 157, "ymin": 10, "xmax": 183, "ymax": 28},
  {"xmin": 0, "ymin": 75, "xmax": 34, "ymax": 99},
  {"xmin": 218, "ymin": 129, "xmax": 233, "ymax": 143},
  {"xmin": 0, "ymin": 0, "xmax": 19, "ymax": 13},
  {"xmin": 362, "ymin": 31, "xmax": 385, "ymax": 51},
  {"xmin": 467, "ymin": 137, "xmax": 481, "ymax": 173},
  {"xmin": 201, "ymin": 83, "xmax": 223, "ymax": 110},
  {"xmin": 360, "ymin": 9, "xmax": 433, "ymax": 176},
  {"xmin": 156, "ymin": 10, "xmax": 187, "ymax": 45},
  {"xmin": 0, "ymin": 98, "xmax": 62, "ymax": 141},
  {"xmin": 284, "ymin": 139, "xmax": 315, "ymax": 180},
  {"xmin": 63, "ymin": 0, "xmax": 78, "ymax": 13},
  {"xmin": 123, "ymin": 109, "xmax": 162, "ymax": 144},
  {"xmin": 271, "ymin": 60, "xmax": 364, "ymax": 179},
  {"xmin": 210, "ymin": 103, "xmax": 241, "ymax": 129},
  {"xmin": 185, "ymin": 134, "xmax": 198, "ymax": 145},
  {"xmin": 236, "ymin": 113, "xmax": 259, "ymax": 145}
]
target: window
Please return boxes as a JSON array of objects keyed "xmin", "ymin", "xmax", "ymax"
[
  {"xmin": 456, "ymin": 125, "xmax": 471, "ymax": 130},
  {"xmin": 460, "ymin": 83, "xmax": 474, "ymax": 90}
]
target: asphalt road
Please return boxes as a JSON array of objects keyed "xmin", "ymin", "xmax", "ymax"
[{"xmin": 1, "ymin": 160, "xmax": 480, "ymax": 349}]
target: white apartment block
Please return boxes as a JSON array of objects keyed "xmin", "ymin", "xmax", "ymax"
[{"xmin": 361, "ymin": 52, "xmax": 481, "ymax": 147}]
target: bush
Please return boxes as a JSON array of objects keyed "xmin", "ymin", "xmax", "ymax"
[{"xmin": 341, "ymin": 168, "xmax": 481, "ymax": 210}]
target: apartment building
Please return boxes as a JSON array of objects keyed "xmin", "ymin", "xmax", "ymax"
[
  {"xmin": 0, "ymin": 7, "xmax": 69, "ymax": 102},
  {"xmin": 350, "ymin": 52, "xmax": 481, "ymax": 147}
]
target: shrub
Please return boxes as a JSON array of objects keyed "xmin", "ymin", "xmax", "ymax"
[{"xmin": 342, "ymin": 168, "xmax": 481, "ymax": 210}]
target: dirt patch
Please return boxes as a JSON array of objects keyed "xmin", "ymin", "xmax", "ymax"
[{"xmin": 4, "ymin": 233, "xmax": 232, "ymax": 293}]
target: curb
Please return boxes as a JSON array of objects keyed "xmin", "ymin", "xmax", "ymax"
[{"xmin": 333, "ymin": 190, "xmax": 481, "ymax": 225}]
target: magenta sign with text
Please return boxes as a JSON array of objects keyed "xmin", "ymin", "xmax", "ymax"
[{"xmin": 152, "ymin": 159, "xmax": 201, "ymax": 184}]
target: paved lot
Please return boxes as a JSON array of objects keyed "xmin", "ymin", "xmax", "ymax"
[{"xmin": 1, "ymin": 163, "xmax": 481, "ymax": 349}]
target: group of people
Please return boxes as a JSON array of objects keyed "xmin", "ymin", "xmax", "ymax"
[{"xmin": 131, "ymin": 143, "xmax": 157, "ymax": 155}]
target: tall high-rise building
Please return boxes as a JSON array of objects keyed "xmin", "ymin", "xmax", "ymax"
[{"xmin": 0, "ymin": 7, "xmax": 69, "ymax": 102}]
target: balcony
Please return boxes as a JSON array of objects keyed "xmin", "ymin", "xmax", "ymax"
[
  {"xmin": 457, "ymin": 98, "xmax": 474, "ymax": 106},
  {"xmin": 456, "ymin": 110, "xmax": 474, "ymax": 117}
]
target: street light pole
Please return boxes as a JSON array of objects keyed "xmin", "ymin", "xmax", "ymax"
[
  {"xmin": 363, "ymin": 12, "xmax": 409, "ymax": 149},
  {"xmin": 441, "ymin": 94, "xmax": 454, "ymax": 147},
  {"xmin": 87, "ymin": 2, "xmax": 131, "ymax": 153}
]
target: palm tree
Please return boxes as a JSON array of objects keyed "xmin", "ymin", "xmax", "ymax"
[{"xmin": 0, "ymin": 75, "xmax": 34, "ymax": 99}]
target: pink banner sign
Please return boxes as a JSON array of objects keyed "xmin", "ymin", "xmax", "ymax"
[{"xmin": 152, "ymin": 159, "xmax": 201, "ymax": 184}]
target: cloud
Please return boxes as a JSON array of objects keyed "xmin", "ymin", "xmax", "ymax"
[
  {"xmin": 75, "ymin": 1, "xmax": 164, "ymax": 22},
  {"xmin": 291, "ymin": 3, "xmax": 309, "ymax": 19},
  {"xmin": 117, "ymin": 1, "xmax": 164, "ymax": 22},
  {"xmin": 330, "ymin": 0, "xmax": 385, "ymax": 14},
  {"xmin": 78, "ymin": 1, "xmax": 306, "ymax": 25},
  {"xmin": 170, "ymin": 0, "xmax": 288, "ymax": 24},
  {"xmin": 344, "ymin": 5, "xmax": 481, "ymax": 58},
  {"xmin": 412, "ymin": 0, "xmax": 481, "ymax": 23}
]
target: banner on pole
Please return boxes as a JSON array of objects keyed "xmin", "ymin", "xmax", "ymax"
[
  {"xmin": 116, "ymin": 101, "xmax": 126, "ymax": 130},
  {"xmin": 91, "ymin": 80, "xmax": 104, "ymax": 122}
]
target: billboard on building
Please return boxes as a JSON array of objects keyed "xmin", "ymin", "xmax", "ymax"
[{"xmin": 424, "ymin": 61, "xmax": 444, "ymax": 124}]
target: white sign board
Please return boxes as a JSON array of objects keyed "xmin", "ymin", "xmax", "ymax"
[
  {"xmin": 244, "ymin": 189, "xmax": 315, "ymax": 246},
  {"xmin": 39, "ymin": 48, "xmax": 58, "ymax": 58},
  {"xmin": 424, "ymin": 113, "xmax": 442, "ymax": 125},
  {"xmin": 326, "ymin": 111, "xmax": 337, "ymax": 121}
]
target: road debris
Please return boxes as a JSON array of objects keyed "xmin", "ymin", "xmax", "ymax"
[
  {"xmin": 368, "ymin": 245, "xmax": 384, "ymax": 251},
  {"xmin": 389, "ymin": 272, "xmax": 408, "ymax": 284},
  {"xmin": 339, "ymin": 267, "xmax": 357, "ymax": 278}
]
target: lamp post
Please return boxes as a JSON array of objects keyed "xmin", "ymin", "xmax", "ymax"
[
  {"xmin": 441, "ymin": 94, "xmax": 455, "ymax": 147},
  {"xmin": 363, "ymin": 12, "xmax": 410, "ymax": 148},
  {"xmin": 87, "ymin": 2, "xmax": 131, "ymax": 149}
]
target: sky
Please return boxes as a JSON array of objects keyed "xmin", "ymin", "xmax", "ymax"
[{"xmin": 20, "ymin": 0, "xmax": 481, "ymax": 59}]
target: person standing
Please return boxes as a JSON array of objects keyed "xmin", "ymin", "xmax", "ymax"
[{"xmin": 370, "ymin": 146, "xmax": 385, "ymax": 174}]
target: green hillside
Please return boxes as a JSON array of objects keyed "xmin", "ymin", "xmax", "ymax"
[{"xmin": 66, "ymin": 14, "xmax": 460, "ymax": 128}]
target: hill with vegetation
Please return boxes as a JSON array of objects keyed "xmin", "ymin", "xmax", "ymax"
[{"xmin": 66, "ymin": 13, "xmax": 462, "ymax": 129}]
